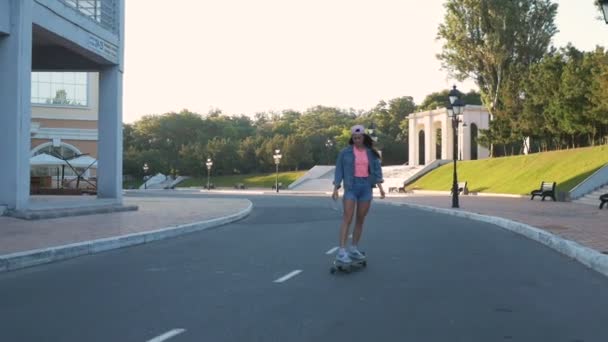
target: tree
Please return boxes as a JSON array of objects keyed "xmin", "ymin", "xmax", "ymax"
[
  {"xmin": 366, "ymin": 96, "xmax": 417, "ymax": 163},
  {"xmin": 582, "ymin": 47, "xmax": 608, "ymax": 146},
  {"xmin": 595, "ymin": 0, "xmax": 606, "ymax": 20},
  {"xmin": 419, "ymin": 90, "xmax": 482, "ymax": 111},
  {"xmin": 206, "ymin": 137, "xmax": 239, "ymax": 176},
  {"xmin": 520, "ymin": 52, "xmax": 564, "ymax": 151},
  {"xmin": 437, "ymin": 0, "xmax": 558, "ymax": 155},
  {"xmin": 282, "ymin": 135, "xmax": 313, "ymax": 170},
  {"xmin": 50, "ymin": 89, "xmax": 70, "ymax": 105}
]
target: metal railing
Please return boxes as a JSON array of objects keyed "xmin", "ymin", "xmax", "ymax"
[{"xmin": 59, "ymin": 0, "xmax": 118, "ymax": 33}]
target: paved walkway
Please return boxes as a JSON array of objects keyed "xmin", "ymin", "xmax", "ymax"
[
  {"xmin": 0, "ymin": 196, "xmax": 251, "ymax": 255},
  {"xmin": 385, "ymin": 194, "xmax": 608, "ymax": 254}
]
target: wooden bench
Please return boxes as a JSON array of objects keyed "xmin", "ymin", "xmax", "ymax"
[
  {"xmin": 450, "ymin": 181, "xmax": 468, "ymax": 195},
  {"xmin": 530, "ymin": 181, "xmax": 556, "ymax": 201},
  {"xmin": 234, "ymin": 183, "xmax": 246, "ymax": 189},
  {"xmin": 600, "ymin": 193, "xmax": 608, "ymax": 209}
]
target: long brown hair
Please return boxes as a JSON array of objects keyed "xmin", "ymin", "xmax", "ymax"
[{"xmin": 348, "ymin": 134, "xmax": 381, "ymax": 159}]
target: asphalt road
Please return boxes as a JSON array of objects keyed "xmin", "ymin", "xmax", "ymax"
[{"xmin": 1, "ymin": 193, "xmax": 607, "ymax": 342}]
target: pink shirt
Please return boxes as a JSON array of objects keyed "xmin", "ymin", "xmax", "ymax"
[{"xmin": 353, "ymin": 147, "xmax": 369, "ymax": 177}]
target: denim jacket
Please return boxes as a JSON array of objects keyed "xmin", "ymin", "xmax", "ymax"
[{"xmin": 333, "ymin": 146, "xmax": 383, "ymax": 190}]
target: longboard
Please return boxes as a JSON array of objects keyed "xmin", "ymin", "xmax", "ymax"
[{"xmin": 330, "ymin": 253, "xmax": 367, "ymax": 274}]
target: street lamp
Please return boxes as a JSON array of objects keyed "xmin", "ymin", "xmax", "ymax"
[
  {"xmin": 368, "ymin": 122, "xmax": 381, "ymax": 158},
  {"xmin": 273, "ymin": 149, "xmax": 282, "ymax": 193},
  {"xmin": 325, "ymin": 138, "xmax": 334, "ymax": 165},
  {"xmin": 368, "ymin": 122, "xmax": 378, "ymax": 142},
  {"xmin": 448, "ymin": 85, "xmax": 466, "ymax": 209},
  {"xmin": 205, "ymin": 158, "xmax": 213, "ymax": 190},
  {"xmin": 142, "ymin": 163, "xmax": 149, "ymax": 190},
  {"xmin": 601, "ymin": 0, "xmax": 608, "ymax": 23}
]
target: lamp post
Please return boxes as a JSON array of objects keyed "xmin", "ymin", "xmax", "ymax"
[
  {"xmin": 448, "ymin": 85, "xmax": 465, "ymax": 209},
  {"xmin": 601, "ymin": 0, "xmax": 608, "ymax": 23},
  {"xmin": 325, "ymin": 138, "xmax": 334, "ymax": 165},
  {"xmin": 368, "ymin": 122, "xmax": 381, "ymax": 159},
  {"xmin": 273, "ymin": 149, "xmax": 282, "ymax": 193},
  {"xmin": 368, "ymin": 122, "xmax": 378, "ymax": 142},
  {"xmin": 142, "ymin": 163, "xmax": 149, "ymax": 190},
  {"xmin": 205, "ymin": 158, "xmax": 213, "ymax": 190}
]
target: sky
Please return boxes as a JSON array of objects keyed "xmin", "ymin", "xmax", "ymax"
[{"xmin": 122, "ymin": 0, "xmax": 608, "ymax": 123}]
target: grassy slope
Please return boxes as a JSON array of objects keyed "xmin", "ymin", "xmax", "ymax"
[
  {"xmin": 177, "ymin": 171, "xmax": 307, "ymax": 188},
  {"xmin": 407, "ymin": 145, "xmax": 608, "ymax": 195}
]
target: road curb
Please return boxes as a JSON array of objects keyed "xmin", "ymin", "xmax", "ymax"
[
  {"xmin": 382, "ymin": 201, "xmax": 608, "ymax": 278},
  {"xmin": 0, "ymin": 200, "xmax": 253, "ymax": 273}
]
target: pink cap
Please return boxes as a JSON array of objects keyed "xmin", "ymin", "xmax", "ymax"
[{"xmin": 351, "ymin": 125, "xmax": 365, "ymax": 135}]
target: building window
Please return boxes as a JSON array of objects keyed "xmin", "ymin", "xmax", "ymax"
[
  {"xmin": 63, "ymin": 0, "xmax": 101, "ymax": 21},
  {"xmin": 60, "ymin": 0, "xmax": 117, "ymax": 33},
  {"xmin": 31, "ymin": 72, "xmax": 88, "ymax": 106}
]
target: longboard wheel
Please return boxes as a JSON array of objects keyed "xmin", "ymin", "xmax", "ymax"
[{"xmin": 338, "ymin": 265, "xmax": 351, "ymax": 273}]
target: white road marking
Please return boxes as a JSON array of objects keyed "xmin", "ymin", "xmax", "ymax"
[
  {"xmin": 147, "ymin": 329, "xmax": 186, "ymax": 342},
  {"xmin": 326, "ymin": 247, "xmax": 339, "ymax": 254},
  {"xmin": 274, "ymin": 270, "xmax": 302, "ymax": 283},
  {"xmin": 349, "ymin": 234, "xmax": 353, "ymax": 238}
]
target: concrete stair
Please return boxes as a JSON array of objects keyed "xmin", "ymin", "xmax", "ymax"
[
  {"xmin": 289, "ymin": 164, "xmax": 426, "ymax": 192},
  {"xmin": 288, "ymin": 166, "xmax": 335, "ymax": 189},
  {"xmin": 5, "ymin": 203, "xmax": 138, "ymax": 220},
  {"xmin": 573, "ymin": 184, "xmax": 608, "ymax": 207},
  {"xmin": 382, "ymin": 165, "xmax": 425, "ymax": 189},
  {"xmin": 290, "ymin": 178, "xmax": 334, "ymax": 191}
]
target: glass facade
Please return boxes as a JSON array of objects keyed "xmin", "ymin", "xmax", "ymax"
[{"xmin": 31, "ymin": 72, "xmax": 88, "ymax": 106}]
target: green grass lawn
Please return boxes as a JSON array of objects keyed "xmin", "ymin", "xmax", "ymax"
[
  {"xmin": 123, "ymin": 179, "xmax": 143, "ymax": 189},
  {"xmin": 177, "ymin": 171, "xmax": 307, "ymax": 189},
  {"xmin": 407, "ymin": 145, "xmax": 608, "ymax": 195}
]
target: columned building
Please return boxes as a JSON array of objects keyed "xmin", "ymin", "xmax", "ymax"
[
  {"xmin": 408, "ymin": 105, "xmax": 491, "ymax": 166},
  {"xmin": 0, "ymin": 0, "xmax": 124, "ymax": 211}
]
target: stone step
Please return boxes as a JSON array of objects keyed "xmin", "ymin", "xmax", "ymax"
[
  {"xmin": 574, "ymin": 197, "xmax": 602, "ymax": 207},
  {"xmin": 291, "ymin": 179, "xmax": 333, "ymax": 191},
  {"xmin": 5, "ymin": 203, "xmax": 138, "ymax": 220},
  {"xmin": 582, "ymin": 189, "xmax": 608, "ymax": 198},
  {"xmin": 588, "ymin": 189, "xmax": 608, "ymax": 197}
]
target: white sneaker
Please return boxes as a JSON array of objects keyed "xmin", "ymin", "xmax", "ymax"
[
  {"xmin": 348, "ymin": 245, "xmax": 366, "ymax": 260},
  {"xmin": 336, "ymin": 249, "xmax": 352, "ymax": 264}
]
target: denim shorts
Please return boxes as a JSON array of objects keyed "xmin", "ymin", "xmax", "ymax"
[{"xmin": 344, "ymin": 177, "xmax": 373, "ymax": 202}]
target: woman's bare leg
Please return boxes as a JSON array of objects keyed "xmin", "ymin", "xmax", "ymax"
[
  {"xmin": 352, "ymin": 201, "xmax": 371, "ymax": 246},
  {"xmin": 340, "ymin": 199, "xmax": 356, "ymax": 248}
]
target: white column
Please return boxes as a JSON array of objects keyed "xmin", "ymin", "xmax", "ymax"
[
  {"xmin": 430, "ymin": 121, "xmax": 436, "ymax": 162},
  {"xmin": 441, "ymin": 115, "xmax": 449, "ymax": 159},
  {"xmin": 97, "ymin": 0, "xmax": 124, "ymax": 202},
  {"xmin": 447, "ymin": 117, "xmax": 456, "ymax": 160},
  {"xmin": 97, "ymin": 65, "xmax": 123, "ymax": 201},
  {"xmin": 425, "ymin": 114, "xmax": 433, "ymax": 165},
  {"xmin": 458, "ymin": 110, "xmax": 471, "ymax": 160},
  {"xmin": 0, "ymin": 0, "xmax": 32, "ymax": 210},
  {"xmin": 408, "ymin": 117, "xmax": 416, "ymax": 165},
  {"xmin": 461, "ymin": 124, "xmax": 470, "ymax": 160}
]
